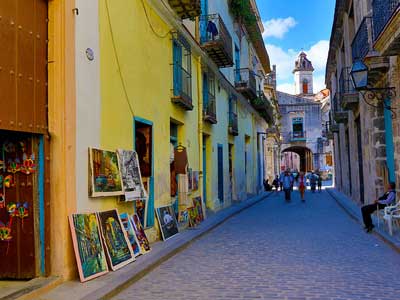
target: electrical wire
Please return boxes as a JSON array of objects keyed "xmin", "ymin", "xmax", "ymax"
[
  {"xmin": 104, "ymin": 0, "xmax": 135, "ymax": 117},
  {"xmin": 140, "ymin": 0, "xmax": 171, "ymax": 39}
]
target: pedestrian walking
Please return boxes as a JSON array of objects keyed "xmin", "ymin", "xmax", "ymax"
[
  {"xmin": 282, "ymin": 169, "xmax": 294, "ymax": 202},
  {"xmin": 279, "ymin": 172, "xmax": 284, "ymax": 191},
  {"xmin": 298, "ymin": 171, "xmax": 306, "ymax": 202},
  {"xmin": 272, "ymin": 175, "xmax": 280, "ymax": 192},
  {"xmin": 317, "ymin": 173, "xmax": 322, "ymax": 192},
  {"xmin": 309, "ymin": 171, "xmax": 317, "ymax": 193},
  {"xmin": 361, "ymin": 182, "xmax": 396, "ymax": 232}
]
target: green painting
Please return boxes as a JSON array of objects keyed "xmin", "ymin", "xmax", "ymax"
[
  {"xmin": 69, "ymin": 213, "xmax": 109, "ymax": 282},
  {"xmin": 98, "ymin": 209, "xmax": 135, "ymax": 270},
  {"xmin": 89, "ymin": 148, "xmax": 123, "ymax": 197}
]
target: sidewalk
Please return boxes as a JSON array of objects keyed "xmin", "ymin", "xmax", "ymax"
[
  {"xmin": 326, "ymin": 188, "xmax": 400, "ymax": 252},
  {"xmin": 17, "ymin": 192, "xmax": 272, "ymax": 300}
]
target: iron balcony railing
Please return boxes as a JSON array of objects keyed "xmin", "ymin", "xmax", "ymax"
[
  {"xmin": 373, "ymin": 0, "xmax": 400, "ymax": 40},
  {"xmin": 290, "ymin": 131, "xmax": 306, "ymax": 141},
  {"xmin": 228, "ymin": 111, "xmax": 238, "ymax": 135},
  {"xmin": 264, "ymin": 74, "xmax": 274, "ymax": 87},
  {"xmin": 203, "ymin": 92, "xmax": 217, "ymax": 123},
  {"xmin": 172, "ymin": 64, "xmax": 192, "ymax": 107},
  {"xmin": 339, "ymin": 67, "xmax": 356, "ymax": 95},
  {"xmin": 351, "ymin": 17, "xmax": 374, "ymax": 60},
  {"xmin": 234, "ymin": 68, "xmax": 257, "ymax": 99},
  {"xmin": 200, "ymin": 14, "xmax": 233, "ymax": 67}
]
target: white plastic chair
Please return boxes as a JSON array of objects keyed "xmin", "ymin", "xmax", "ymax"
[{"xmin": 382, "ymin": 203, "xmax": 400, "ymax": 235}]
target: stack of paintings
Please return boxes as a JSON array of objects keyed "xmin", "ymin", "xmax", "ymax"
[{"xmin": 156, "ymin": 205, "xmax": 179, "ymax": 241}]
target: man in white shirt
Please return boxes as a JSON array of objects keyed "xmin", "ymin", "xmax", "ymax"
[{"xmin": 361, "ymin": 182, "xmax": 396, "ymax": 232}]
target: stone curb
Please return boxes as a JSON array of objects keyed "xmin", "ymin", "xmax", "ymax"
[
  {"xmin": 326, "ymin": 188, "xmax": 400, "ymax": 253},
  {"xmin": 34, "ymin": 192, "xmax": 273, "ymax": 300}
]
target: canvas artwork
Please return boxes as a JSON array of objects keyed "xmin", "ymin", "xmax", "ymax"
[
  {"xmin": 192, "ymin": 197, "xmax": 204, "ymax": 223},
  {"xmin": 116, "ymin": 149, "xmax": 148, "ymax": 202},
  {"xmin": 192, "ymin": 171, "xmax": 199, "ymax": 191},
  {"xmin": 177, "ymin": 210, "xmax": 189, "ymax": 228},
  {"xmin": 97, "ymin": 210, "xmax": 135, "ymax": 270},
  {"xmin": 130, "ymin": 214, "xmax": 151, "ymax": 254},
  {"xmin": 156, "ymin": 205, "xmax": 179, "ymax": 241},
  {"xmin": 187, "ymin": 168, "xmax": 193, "ymax": 191},
  {"xmin": 135, "ymin": 199, "xmax": 147, "ymax": 228},
  {"xmin": 187, "ymin": 207, "xmax": 199, "ymax": 228},
  {"xmin": 69, "ymin": 213, "xmax": 108, "ymax": 282},
  {"xmin": 119, "ymin": 213, "xmax": 141, "ymax": 257},
  {"xmin": 89, "ymin": 148, "xmax": 123, "ymax": 197}
]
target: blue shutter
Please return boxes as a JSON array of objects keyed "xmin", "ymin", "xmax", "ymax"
[
  {"xmin": 203, "ymin": 73, "xmax": 209, "ymax": 110},
  {"xmin": 384, "ymin": 99, "xmax": 395, "ymax": 182},
  {"xmin": 200, "ymin": 0, "xmax": 208, "ymax": 43},
  {"xmin": 218, "ymin": 144, "xmax": 224, "ymax": 203},
  {"xmin": 173, "ymin": 40, "xmax": 182, "ymax": 96}
]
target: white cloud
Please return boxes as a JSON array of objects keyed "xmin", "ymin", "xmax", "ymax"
[
  {"xmin": 277, "ymin": 83, "xmax": 295, "ymax": 94},
  {"xmin": 266, "ymin": 40, "xmax": 329, "ymax": 92},
  {"xmin": 263, "ymin": 17, "xmax": 297, "ymax": 39}
]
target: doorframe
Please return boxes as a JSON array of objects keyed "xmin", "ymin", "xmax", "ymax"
[{"xmin": 133, "ymin": 117, "xmax": 155, "ymax": 228}]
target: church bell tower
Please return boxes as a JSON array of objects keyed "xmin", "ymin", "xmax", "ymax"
[{"xmin": 293, "ymin": 52, "xmax": 314, "ymax": 95}]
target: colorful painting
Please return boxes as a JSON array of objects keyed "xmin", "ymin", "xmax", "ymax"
[
  {"xmin": 156, "ymin": 205, "xmax": 179, "ymax": 241},
  {"xmin": 177, "ymin": 210, "xmax": 189, "ymax": 229},
  {"xmin": 119, "ymin": 213, "xmax": 141, "ymax": 257},
  {"xmin": 97, "ymin": 210, "xmax": 134, "ymax": 270},
  {"xmin": 130, "ymin": 214, "xmax": 151, "ymax": 254},
  {"xmin": 187, "ymin": 168, "xmax": 193, "ymax": 191},
  {"xmin": 117, "ymin": 149, "xmax": 148, "ymax": 202},
  {"xmin": 192, "ymin": 197, "xmax": 204, "ymax": 222},
  {"xmin": 187, "ymin": 207, "xmax": 199, "ymax": 228},
  {"xmin": 192, "ymin": 171, "xmax": 199, "ymax": 191},
  {"xmin": 69, "ymin": 213, "xmax": 108, "ymax": 282},
  {"xmin": 134, "ymin": 199, "xmax": 147, "ymax": 228},
  {"xmin": 89, "ymin": 148, "xmax": 123, "ymax": 197}
]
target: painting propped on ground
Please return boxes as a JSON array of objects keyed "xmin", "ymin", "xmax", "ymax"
[
  {"xmin": 120, "ymin": 213, "xmax": 141, "ymax": 257},
  {"xmin": 193, "ymin": 197, "xmax": 204, "ymax": 222},
  {"xmin": 130, "ymin": 214, "xmax": 151, "ymax": 254},
  {"xmin": 156, "ymin": 205, "xmax": 179, "ymax": 241},
  {"xmin": 69, "ymin": 213, "xmax": 109, "ymax": 282},
  {"xmin": 117, "ymin": 149, "xmax": 147, "ymax": 202},
  {"xmin": 89, "ymin": 148, "xmax": 123, "ymax": 197},
  {"xmin": 97, "ymin": 210, "xmax": 134, "ymax": 271}
]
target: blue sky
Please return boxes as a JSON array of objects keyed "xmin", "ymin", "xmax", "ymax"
[{"xmin": 256, "ymin": 0, "xmax": 336, "ymax": 94}]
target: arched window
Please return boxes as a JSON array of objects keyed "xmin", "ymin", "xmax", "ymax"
[{"xmin": 302, "ymin": 79, "xmax": 308, "ymax": 94}]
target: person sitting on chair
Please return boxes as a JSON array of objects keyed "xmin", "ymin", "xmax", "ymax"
[{"xmin": 361, "ymin": 182, "xmax": 396, "ymax": 233}]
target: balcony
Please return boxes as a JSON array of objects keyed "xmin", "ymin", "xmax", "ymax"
[
  {"xmin": 235, "ymin": 68, "xmax": 257, "ymax": 100},
  {"xmin": 251, "ymin": 92, "xmax": 274, "ymax": 125},
  {"xmin": 203, "ymin": 93, "xmax": 217, "ymax": 124},
  {"xmin": 330, "ymin": 124, "xmax": 339, "ymax": 132},
  {"xmin": 228, "ymin": 112, "xmax": 239, "ymax": 136},
  {"xmin": 168, "ymin": 0, "xmax": 201, "ymax": 19},
  {"xmin": 171, "ymin": 64, "xmax": 193, "ymax": 110},
  {"xmin": 373, "ymin": 0, "xmax": 400, "ymax": 56},
  {"xmin": 290, "ymin": 131, "xmax": 307, "ymax": 142},
  {"xmin": 339, "ymin": 67, "xmax": 359, "ymax": 110},
  {"xmin": 200, "ymin": 14, "xmax": 233, "ymax": 68},
  {"xmin": 332, "ymin": 93, "xmax": 348, "ymax": 124}
]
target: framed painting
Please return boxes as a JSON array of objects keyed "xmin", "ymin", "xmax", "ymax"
[
  {"xmin": 69, "ymin": 213, "xmax": 109, "ymax": 282},
  {"xmin": 156, "ymin": 205, "xmax": 179, "ymax": 241},
  {"xmin": 187, "ymin": 207, "xmax": 199, "ymax": 228},
  {"xmin": 192, "ymin": 171, "xmax": 199, "ymax": 191},
  {"xmin": 119, "ymin": 212, "xmax": 141, "ymax": 257},
  {"xmin": 89, "ymin": 148, "xmax": 123, "ymax": 197},
  {"xmin": 187, "ymin": 168, "xmax": 193, "ymax": 191},
  {"xmin": 130, "ymin": 214, "xmax": 151, "ymax": 254},
  {"xmin": 134, "ymin": 199, "xmax": 147, "ymax": 228},
  {"xmin": 192, "ymin": 197, "xmax": 204, "ymax": 222},
  {"xmin": 97, "ymin": 209, "xmax": 135, "ymax": 271},
  {"xmin": 116, "ymin": 149, "xmax": 148, "ymax": 202}
]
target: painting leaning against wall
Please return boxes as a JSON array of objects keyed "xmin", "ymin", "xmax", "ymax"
[
  {"xmin": 89, "ymin": 148, "xmax": 123, "ymax": 197},
  {"xmin": 97, "ymin": 209, "xmax": 135, "ymax": 271},
  {"xmin": 69, "ymin": 213, "xmax": 109, "ymax": 282}
]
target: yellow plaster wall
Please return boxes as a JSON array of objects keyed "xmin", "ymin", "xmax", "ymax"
[{"xmin": 97, "ymin": 0, "xmax": 201, "ymax": 241}]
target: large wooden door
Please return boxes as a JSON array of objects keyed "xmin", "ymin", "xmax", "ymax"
[{"xmin": 0, "ymin": 132, "xmax": 39, "ymax": 278}]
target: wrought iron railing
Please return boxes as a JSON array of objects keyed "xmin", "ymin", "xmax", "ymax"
[
  {"xmin": 332, "ymin": 93, "xmax": 340, "ymax": 112},
  {"xmin": 264, "ymin": 73, "xmax": 274, "ymax": 87},
  {"xmin": 200, "ymin": 14, "xmax": 233, "ymax": 58},
  {"xmin": 204, "ymin": 92, "xmax": 216, "ymax": 120},
  {"xmin": 351, "ymin": 17, "xmax": 374, "ymax": 60},
  {"xmin": 339, "ymin": 67, "xmax": 356, "ymax": 95},
  {"xmin": 234, "ymin": 68, "xmax": 257, "ymax": 94},
  {"xmin": 172, "ymin": 64, "xmax": 192, "ymax": 103},
  {"xmin": 373, "ymin": 0, "xmax": 400, "ymax": 40},
  {"xmin": 290, "ymin": 131, "xmax": 306, "ymax": 140},
  {"xmin": 228, "ymin": 111, "xmax": 238, "ymax": 133}
]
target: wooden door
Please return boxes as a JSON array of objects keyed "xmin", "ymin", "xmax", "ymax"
[{"xmin": 0, "ymin": 132, "xmax": 39, "ymax": 278}]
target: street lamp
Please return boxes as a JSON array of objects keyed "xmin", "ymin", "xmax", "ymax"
[{"xmin": 349, "ymin": 59, "xmax": 396, "ymax": 111}]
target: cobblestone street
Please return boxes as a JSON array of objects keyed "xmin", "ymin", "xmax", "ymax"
[{"xmin": 111, "ymin": 189, "xmax": 400, "ymax": 300}]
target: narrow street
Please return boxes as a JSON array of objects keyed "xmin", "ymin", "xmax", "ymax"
[{"xmin": 111, "ymin": 189, "xmax": 400, "ymax": 300}]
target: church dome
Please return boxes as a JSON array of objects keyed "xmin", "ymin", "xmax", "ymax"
[{"xmin": 293, "ymin": 51, "xmax": 314, "ymax": 73}]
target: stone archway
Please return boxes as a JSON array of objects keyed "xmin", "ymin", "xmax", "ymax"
[{"xmin": 281, "ymin": 146, "xmax": 314, "ymax": 172}]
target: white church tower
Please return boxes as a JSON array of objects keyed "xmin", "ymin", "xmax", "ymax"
[{"xmin": 293, "ymin": 52, "xmax": 314, "ymax": 95}]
